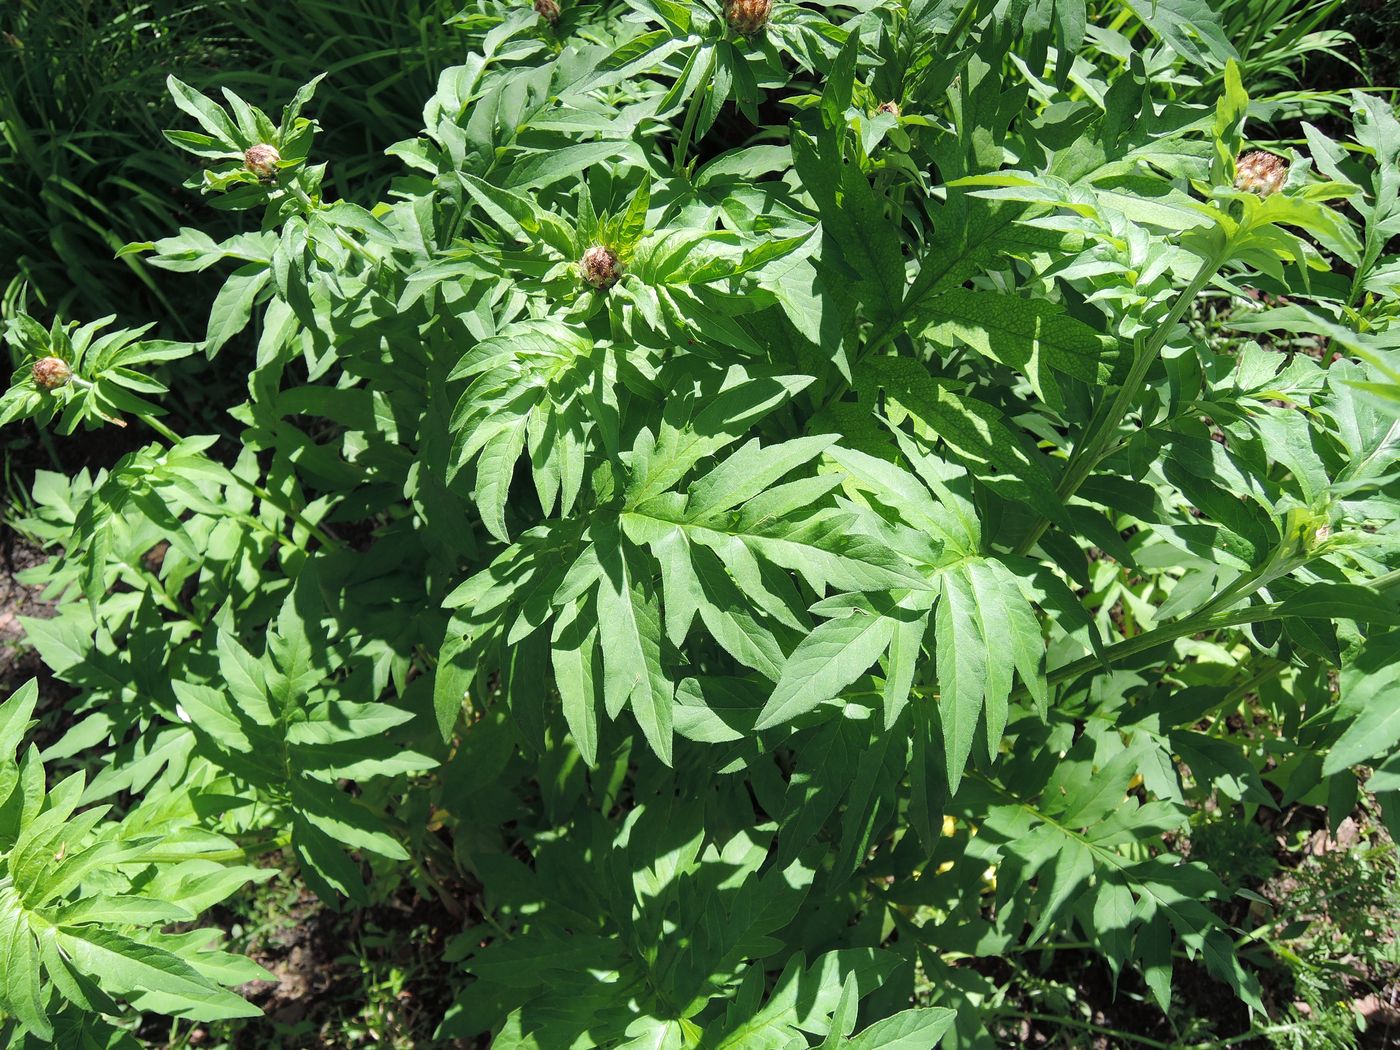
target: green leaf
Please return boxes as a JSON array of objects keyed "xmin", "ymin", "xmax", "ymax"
[
  {"xmin": 936, "ymin": 568, "xmax": 986, "ymax": 793},
  {"xmin": 1324, "ymin": 629, "xmax": 1400, "ymax": 774},
  {"xmin": 820, "ymin": 29, "xmax": 861, "ymax": 131},
  {"xmin": 845, "ymin": 1007, "xmax": 957, "ymax": 1049},
  {"xmin": 55, "ymin": 927, "xmax": 258, "ymax": 1021},
  {"xmin": 166, "ymin": 76, "xmax": 240, "ymax": 147},
  {"xmin": 475, "ymin": 414, "xmax": 529, "ymax": 542},
  {"xmin": 687, "ymin": 435, "xmax": 836, "ymax": 518},
  {"xmin": 715, "ymin": 950, "xmax": 904, "ymax": 1048},
  {"xmin": 755, "ymin": 610, "xmax": 898, "ymax": 730},
  {"xmin": 204, "ymin": 265, "xmax": 270, "ymax": 355},
  {"xmin": 1278, "ymin": 583, "xmax": 1400, "ymax": 626},
  {"xmin": 0, "ymin": 680, "xmax": 40, "ymax": 765},
  {"xmin": 919, "ymin": 288, "xmax": 1116, "ymax": 384},
  {"xmin": 505, "ymin": 141, "xmax": 631, "ymax": 190},
  {"xmin": 880, "ymin": 608, "xmax": 928, "ymax": 730},
  {"xmin": 0, "ymin": 886, "xmax": 51, "ymax": 1039},
  {"xmin": 626, "ymin": 369, "xmax": 814, "ymax": 503},
  {"xmin": 863, "ymin": 357, "xmax": 1069, "ymax": 527},
  {"xmin": 820, "ymin": 976, "xmax": 859, "ymax": 1048},
  {"xmin": 597, "ymin": 529, "xmax": 674, "ymax": 764},
  {"xmin": 551, "ymin": 599, "xmax": 601, "ymax": 765},
  {"xmin": 1128, "ymin": 0, "xmax": 1236, "ymax": 68}
]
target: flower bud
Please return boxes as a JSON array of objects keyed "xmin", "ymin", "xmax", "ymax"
[
  {"xmin": 580, "ymin": 245, "xmax": 622, "ymax": 289},
  {"xmin": 1234, "ymin": 151, "xmax": 1287, "ymax": 197},
  {"xmin": 243, "ymin": 143, "xmax": 281, "ymax": 180},
  {"xmin": 32, "ymin": 357, "xmax": 72, "ymax": 390},
  {"xmin": 534, "ymin": 0, "xmax": 560, "ymax": 23},
  {"xmin": 725, "ymin": 0, "xmax": 771, "ymax": 35},
  {"xmin": 876, "ymin": 101, "xmax": 901, "ymax": 117}
]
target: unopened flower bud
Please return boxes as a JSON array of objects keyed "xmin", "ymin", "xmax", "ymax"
[
  {"xmin": 725, "ymin": 0, "xmax": 771, "ymax": 35},
  {"xmin": 32, "ymin": 357, "xmax": 72, "ymax": 390},
  {"xmin": 580, "ymin": 245, "xmax": 622, "ymax": 289},
  {"xmin": 876, "ymin": 101, "xmax": 901, "ymax": 117},
  {"xmin": 1234, "ymin": 151, "xmax": 1287, "ymax": 197},
  {"xmin": 534, "ymin": 0, "xmax": 560, "ymax": 23},
  {"xmin": 243, "ymin": 143, "xmax": 281, "ymax": 180}
]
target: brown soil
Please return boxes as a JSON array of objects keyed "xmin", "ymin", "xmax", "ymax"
[
  {"xmin": 182, "ymin": 867, "xmax": 479, "ymax": 1050},
  {"xmin": 0, "ymin": 523, "xmax": 60, "ymax": 699}
]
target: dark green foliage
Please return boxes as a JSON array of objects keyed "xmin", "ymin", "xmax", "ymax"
[{"xmin": 1, "ymin": 0, "xmax": 1398, "ymax": 1046}]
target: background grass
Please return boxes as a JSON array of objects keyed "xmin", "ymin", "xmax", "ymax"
[{"xmin": 0, "ymin": 0, "xmax": 461, "ymax": 329}]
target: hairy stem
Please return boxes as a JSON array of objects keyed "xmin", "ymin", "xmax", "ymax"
[
  {"xmin": 139, "ymin": 832, "xmax": 291, "ymax": 866},
  {"xmin": 1014, "ymin": 248, "xmax": 1229, "ymax": 557},
  {"xmin": 142, "ymin": 414, "xmax": 340, "ymax": 550},
  {"xmin": 1039, "ymin": 566, "xmax": 1400, "ymax": 695}
]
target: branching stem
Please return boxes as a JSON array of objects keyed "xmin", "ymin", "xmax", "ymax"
[
  {"xmin": 1014, "ymin": 248, "xmax": 1229, "ymax": 557},
  {"xmin": 141, "ymin": 414, "xmax": 340, "ymax": 550}
]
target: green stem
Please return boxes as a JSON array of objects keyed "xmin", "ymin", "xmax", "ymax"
[
  {"xmin": 1192, "ymin": 1025, "xmax": 1316, "ymax": 1050},
  {"xmin": 141, "ymin": 414, "xmax": 339, "ymax": 550},
  {"xmin": 1105, "ymin": 4, "xmax": 1135, "ymax": 35},
  {"xmin": 140, "ymin": 414, "xmax": 186, "ymax": 446},
  {"xmin": 994, "ymin": 1010, "xmax": 1312, "ymax": 1050},
  {"xmin": 1193, "ymin": 562, "xmax": 1277, "ymax": 620},
  {"xmin": 246, "ymin": 481, "xmax": 339, "ymax": 550},
  {"xmin": 278, "ymin": 172, "xmax": 321, "ymax": 217},
  {"xmin": 139, "ymin": 832, "xmax": 290, "ymax": 866},
  {"xmin": 333, "ymin": 227, "xmax": 381, "ymax": 268},
  {"xmin": 814, "ymin": 322, "xmax": 908, "ymax": 417},
  {"xmin": 988, "ymin": 1010, "xmax": 1179, "ymax": 1049},
  {"xmin": 1221, "ymin": 657, "xmax": 1287, "ymax": 706},
  {"xmin": 1039, "ymin": 567, "xmax": 1400, "ymax": 695},
  {"xmin": 672, "ymin": 57, "xmax": 713, "ymax": 176},
  {"xmin": 1014, "ymin": 248, "xmax": 1229, "ymax": 558},
  {"xmin": 1371, "ymin": 567, "xmax": 1400, "ymax": 592},
  {"xmin": 1042, "ymin": 604, "xmax": 1278, "ymax": 694},
  {"xmin": 945, "ymin": 0, "xmax": 985, "ymax": 43},
  {"xmin": 130, "ymin": 563, "xmax": 200, "ymax": 627}
]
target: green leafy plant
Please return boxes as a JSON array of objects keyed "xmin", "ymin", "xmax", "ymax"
[
  {"xmin": 0, "ymin": 681, "xmax": 274, "ymax": 1045},
  {"xmin": 2, "ymin": 0, "xmax": 1398, "ymax": 1046}
]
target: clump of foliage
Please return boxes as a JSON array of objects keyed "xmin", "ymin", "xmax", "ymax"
[{"xmin": 2, "ymin": 0, "xmax": 1399, "ymax": 1046}]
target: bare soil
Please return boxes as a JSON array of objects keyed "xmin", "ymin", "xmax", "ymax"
[{"xmin": 0, "ymin": 523, "xmax": 60, "ymax": 698}]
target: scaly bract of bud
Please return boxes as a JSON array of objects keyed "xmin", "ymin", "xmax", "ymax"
[
  {"xmin": 534, "ymin": 0, "xmax": 560, "ymax": 23},
  {"xmin": 1234, "ymin": 150, "xmax": 1287, "ymax": 197},
  {"xmin": 244, "ymin": 143, "xmax": 282, "ymax": 180},
  {"xmin": 32, "ymin": 356, "xmax": 72, "ymax": 390},
  {"xmin": 725, "ymin": 0, "xmax": 771, "ymax": 35},
  {"xmin": 581, "ymin": 245, "xmax": 623, "ymax": 289}
]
